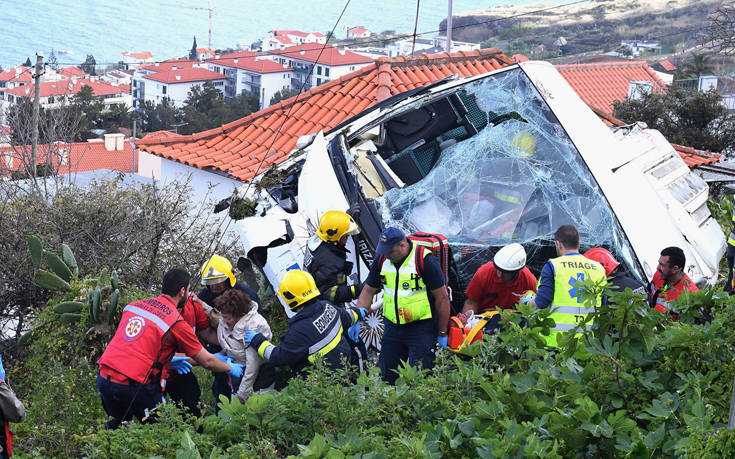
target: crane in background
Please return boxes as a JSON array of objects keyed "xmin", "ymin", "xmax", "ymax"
[{"xmin": 161, "ymin": 1, "xmax": 215, "ymax": 50}]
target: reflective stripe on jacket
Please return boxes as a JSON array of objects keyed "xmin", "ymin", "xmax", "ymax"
[
  {"xmin": 97, "ymin": 296, "xmax": 183, "ymax": 384},
  {"xmin": 380, "ymin": 244, "xmax": 432, "ymax": 325},
  {"xmin": 545, "ymin": 254, "xmax": 606, "ymax": 347},
  {"xmin": 729, "ymin": 211, "xmax": 735, "ymax": 246}
]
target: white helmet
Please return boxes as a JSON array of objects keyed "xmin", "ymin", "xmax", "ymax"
[{"xmin": 493, "ymin": 243, "xmax": 526, "ymax": 272}]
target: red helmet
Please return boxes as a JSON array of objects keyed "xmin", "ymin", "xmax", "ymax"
[{"xmin": 584, "ymin": 247, "xmax": 619, "ymax": 276}]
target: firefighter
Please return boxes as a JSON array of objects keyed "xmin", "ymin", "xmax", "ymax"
[
  {"xmin": 304, "ymin": 210, "xmax": 366, "ymax": 369},
  {"xmin": 243, "ymin": 270, "xmax": 367, "ymax": 377},
  {"xmin": 583, "ymin": 247, "xmax": 646, "ymax": 301},
  {"xmin": 356, "ymin": 227, "xmax": 451, "ymax": 385},
  {"xmin": 96, "ymin": 268, "xmax": 243, "ymax": 429},
  {"xmin": 528, "ymin": 225, "xmax": 606, "ymax": 347},
  {"xmin": 198, "ymin": 255, "xmax": 261, "ymax": 314},
  {"xmin": 648, "ymin": 246, "xmax": 698, "ymax": 315}
]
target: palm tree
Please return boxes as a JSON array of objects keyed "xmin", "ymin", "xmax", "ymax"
[{"xmin": 681, "ymin": 52, "xmax": 714, "ymax": 79}]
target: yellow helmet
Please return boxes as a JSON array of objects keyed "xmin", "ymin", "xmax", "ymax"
[
  {"xmin": 200, "ymin": 255, "xmax": 236, "ymax": 287},
  {"xmin": 278, "ymin": 270, "xmax": 320, "ymax": 310},
  {"xmin": 316, "ymin": 210, "xmax": 359, "ymax": 245}
]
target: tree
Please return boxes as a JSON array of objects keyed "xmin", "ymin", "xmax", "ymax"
[
  {"xmin": 680, "ymin": 53, "xmax": 715, "ymax": 79},
  {"xmin": 189, "ymin": 36, "xmax": 198, "ymax": 61},
  {"xmin": 180, "ymin": 81, "xmax": 227, "ymax": 134},
  {"xmin": 71, "ymin": 85, "xmax": 105, "ymax": 140},
  {"xmin": 47, "ymin": 48, "xmax": 59, "ymax": 70},
  {"xmin": 23, "ymin": 57, "xmax": 31, "ymax": 67},
  {"xmin": 269, "ymin": 88, "xmax": 293, "ymax": 106},
  {"xmin": 613, "ymin": 85, "xmax": 735, "ymax": 154},
  {"xmin": 704, "ymin": 2, "xmax": 735, "ymax": 55},
  {"xmin": 141, "ymin": 97, "xmax": 182, "ymax": 133},
  {"xmin": 80, "ymin": 54, "xmax": 96, "ymax": 75}
]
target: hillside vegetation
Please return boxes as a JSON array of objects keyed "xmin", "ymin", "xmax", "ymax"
[{"xmin": 443, "ymin": 0, "xmax": 720, "ymax": 58}]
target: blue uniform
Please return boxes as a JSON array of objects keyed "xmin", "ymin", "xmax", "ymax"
[{"xmin": 250, "ymin": 300, "xmax": 359, "ymax": 376}]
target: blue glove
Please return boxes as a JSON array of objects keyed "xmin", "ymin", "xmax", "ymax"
[
  {"xmin": 437, "ymin": 336, "xmax": 448, "ymax": 350},
  {"xmin": 520, "ymin": 291, "xmax": 536, "ymax": 305},
  {"xmin": 213, "ymin": 352, "xmax": 228, "ymax": 362},
  {"xmin": 243, "ymin": 331, "xmax": 258, "ymax": 345},
  {"xmin": 169, "ymin": 356, "xmax": 192, "ymax": 375},
  {"xmin": 227, "ymin": 358, "xmax": 244, "ymax": 378},
  {"xmin": 0, "ymin": 355, "xmax": 5, "ymax": 381},
  {"xmin": 357, "ymin": 307, "xmax": 369, "ymax": 320},
  {"xmin": 348, "ymin": 322, "xmax": 361, "ymax": 343}
]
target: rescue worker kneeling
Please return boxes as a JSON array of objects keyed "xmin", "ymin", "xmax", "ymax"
[{"xmin": 243, "ymin": 270, "xmax": 368, "ymax": 377}]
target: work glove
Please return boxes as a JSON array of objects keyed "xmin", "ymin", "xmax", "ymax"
[
  {"xmin": 0, "ymin": 355, "xmax": 5, "ymax": 381},
  {"xmin": 437, "ymin": 335, "xmax": 448, "ymax": 350},
  {"xmin": 213, "ymin": 352, "xmax": 228, "ymax": 362},
  {"xmin": 357, "ymin": 307, "xmax": 369, "ymax": 320},
  {"xmin": 243, "ymin": 331, "xmax": 258, "ymax": 345},
  {"xmin": 348, "ymin": 322, "xmax": 361, "ymax": 343},
  {"xmin": 350, "ymin": 283, "xmax": 363, "ymax": 300},
  {"xmin": 169, "ymin": 356, "xmax": 192, "ymax": 375},
  {"xmin": 227, "ymin": 358, "xmax": 244, "ymax": 378}
]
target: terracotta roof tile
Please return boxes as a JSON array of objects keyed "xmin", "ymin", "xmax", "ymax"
[
  {"xmin": 137, "ymin": 48, "xmax": 512, "ymax": 182},
  {"xmin": 555, "ymin": 61, "xmax": 666, "ymax": 115}
]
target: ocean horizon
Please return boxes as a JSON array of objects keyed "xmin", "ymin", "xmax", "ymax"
[{"xmin": 1, "ymin": 0, "xmax": 564, "ymax": 69}]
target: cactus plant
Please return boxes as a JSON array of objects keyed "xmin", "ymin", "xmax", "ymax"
[
  {"xmin": 34, "ymin": 269, "xmax": 70, "ymax": 291},
  {"xmin": 91, "ymin": 287, "xmax": 101, "ymax": 322},
  {"xmin": 61, "ymin": 243, "xmax": 78, "ymax": 275},
  {"xmin": 26, "ymin": 235, "xmax": 42, "ymax": 268},
  {"xmin": 60, "ymin": 313, "xmax": 82, "ymax": 324},
  {"xmin": 53, "ymin": 301, "xmax": 85, "ymax": 314},
  {"xmin": 108, "ymin": 289, "xmax": 120, "ymax": 324},
  {"xmin": 45, "ymin": 251, "xmax": 73, "ymax": 282}
]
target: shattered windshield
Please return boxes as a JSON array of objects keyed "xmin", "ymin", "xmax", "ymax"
[{"xmin": 373, "ymin": 68, "xmax": 639, "ymax": 296}]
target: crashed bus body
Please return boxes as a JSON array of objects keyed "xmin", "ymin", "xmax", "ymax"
[{"xmin": 233, "ymin": 61, "xmax": 725, "ymax": 348}]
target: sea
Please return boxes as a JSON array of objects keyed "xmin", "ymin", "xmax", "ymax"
[{"xmin": 0, "ymin": 0, "xmax": 563, "ymax": 68}]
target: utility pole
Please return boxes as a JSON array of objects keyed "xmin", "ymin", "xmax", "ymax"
[
  {"xmin": 30, "ymin": 52, "xmax": 43, "ymax": 179},
  {"xmin": 446, "ymin": 0, "xmax": 453, "ymax": 52}
]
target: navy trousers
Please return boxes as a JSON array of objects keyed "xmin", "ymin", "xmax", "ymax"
[
  {"xmin": 379, "ymin": 319, "xmax": 436, "ymax": 385},
  {"xmin": 165, "ymin": 371, "xmax": 201, "ymax": 417},
  {"xmin": 96, "ymin": 374, "xmax": 164, "ymax": 429}
]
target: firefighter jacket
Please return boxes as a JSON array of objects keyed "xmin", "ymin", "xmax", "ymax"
[
  {"xmin": 544, "ymin": 254, "xmax": 606, "ymax": 347},
  {"xmin": 250, "ymin": 300, "xmax": 359, "ymax": 376},
  {"xmin": 380, "ymin": 243, "xmax": 432, "ymax": 325},
  {"xmin": 304, "ymin": 237, "xmax": 356, "ymax": 305},
  {"xmin": 98, "ymin": 296, "xmax": 187, "ymax": 384}
]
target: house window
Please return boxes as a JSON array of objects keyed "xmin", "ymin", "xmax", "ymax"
[
  {"xmin": 48, "ymin": 96, "xmax": 54, "ymax": 104},
  {"xmin": 162, "ymin": 86, "xmax": 166, "ymax": 94},
  {"xmin": 214, "ymin": 81, "xmax": 224, "ymax": 87},
  {"xmin": 325, "ymin": 67, "xmax": 330, "ymax": 77},
  {"xmin": 317, "ymin": 66, "xmax": 322, "ymax": 75},
  {"xmin": 8, "ymin": 95, "xmax": 13, "ymax": 103}
]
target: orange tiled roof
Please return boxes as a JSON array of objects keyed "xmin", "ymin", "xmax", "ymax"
[
  {"xmin": 555, "ymin": 61, "xmax": 666, "ymax": 115},
  {"xmin": 137, "ymin": 48, "xmax": 513, "ymax": 182},
  {"xmin": 0, "ymin": 139, "xmax": 137, "ymax": 176},
  {"xmin": 122, "ymin": 51, "xmax": 153, "ymax": 59},
  {"xmin": 269, "ymin": 43, "xmax": 373, "ymax": 66},
  {"xmin": 5, "ymin": 78, "xmax": 130, "ymax": 98},
  {"xmin": 138, "ymin": 59, "xmax": 197, "ymax": 73},
  {"xmin": 658, "ymin": 60, "xmax": 676, "ymax": 72},
  {"xmin": 209, "ymin": 55, "xmax": 292, "ymax": 74},
  {"xmin": 143, "ymin": 68, "xmax": 226, "ymax": 84},
  {"xmin": 139, "ymin": 130, "xmax": 184, "ymax": 142},
  {"xmin": 0, "ymin": 66, "xmax": 32, "ymax": 83},
  {"xmin": 58, "ymin": 66, "xmax": 87, "ymax": 78},
  {"xmin": 590, "ymin": 106, "xmax": 722, "ymax": 169}
]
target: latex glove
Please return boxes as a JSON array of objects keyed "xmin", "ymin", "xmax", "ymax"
[
  {"xmin": 213, "ymin": 352, "xmax": 228, "ymax": 362},
  {"xmin": 0, "ymin": 355, "xmax": 5, "ymax": 381},
  {"xmin": 437, "ymin": 335, "xmax": 448, "ymax": 350},
  {"xmin": 520, "ymin": 290, "xmax": 536, "ymax": 305},
  {"xmin": 227, "ymin": 358, "xmax": 244, "ymax": 378},
  {"xmin": 243, "ymin": 331, "xmax": 258, "ymax": 345},
  {"xmin": 169, "ymin": 356, "xmax": 192, "ymax": 375},
  {"xmin": 357, "ymin": 307, "xmax": 369, "ymax": 320},
  {"xmin": 348, "ymin": 322, "xmax": 361, "ymax": 343}
]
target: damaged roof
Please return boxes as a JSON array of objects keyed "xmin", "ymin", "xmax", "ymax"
[{"xmin": 136, "ymin": 48, "xmax": 514, "ymax": 182}]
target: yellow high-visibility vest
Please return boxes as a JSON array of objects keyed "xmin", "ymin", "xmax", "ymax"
[{"xmin": 381, "ymin": 244, "xmax": 432, "ymax": 325}]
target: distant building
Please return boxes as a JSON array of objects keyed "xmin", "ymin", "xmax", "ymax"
[
  {"xmin": 0, "ymin": 66, "xmax": 32, "ymax": 91},
  {"xmin": 384, "ymin": 36, "xmax": 479, "ymax": 57},
  {"xmin": 195, "ymin": 48, "xmax": 216, "ymax": 60},
  {"xmin": 620, "ymin": 40, "xmax": 661, "ymax": 57},
  {"xmin": 102, "ymin": 69, "xmax": 134, "ymax": 86},
  {"xmin": 121, "ymin": 51, "xmax": 155, "ymax": 70},
  {"xmin": 346, "ymin": 26, "xmax": 372, "ymax": 39},
  {"xmin": 268, "ymin": 43, "xmax": 373, "ymax": 91},
  {"xmin": 206, "ymin": 51, "xmax": 293, "ymax": 108},
  {"xmin": 132, "ymin": 59, "xmax": 225, "ymax": 108},
  {"xmin": 263, "ymin": 30, "xmax": 327, "ymax": 51},
  {"xmin": 1, "ymin": 77, "xmax": 132, "ymax": 110}
]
